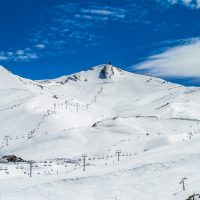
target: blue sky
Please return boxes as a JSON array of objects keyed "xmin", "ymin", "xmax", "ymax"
[{"xmin": 0, "ymin": 0, "xmax": 200, "ymax": 85}]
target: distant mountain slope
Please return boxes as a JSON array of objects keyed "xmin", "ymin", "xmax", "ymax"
[
  {"xmin": 0, "ymin": 64, "xmax": 200, "ymax": 159},
  {"xmin": 0, "ymin": 64, "xmax": 200, "ymax": 200}
]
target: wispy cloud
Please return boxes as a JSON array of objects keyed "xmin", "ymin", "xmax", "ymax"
[
  {"xmin": 158, "ymin": 0, "xmax": 200, "ymax": 9},
  {"xmin": 0, "ymin": 47, "xmax": 39, "ymax": 62},
  {"xmin": 0, "ymin": 55, "xmax": 9, "ymax": 61},
  {"xmin": 46, "ymin": 2, "xmax": 151, "ymax": 47},
  {"xmin": 133, "ymin": 38, "xmax": 200, "ymax": 78},
  {"xmin": 0, "ymin": 1, "xmax": 155, "ymax": 63},
  {"xmin": 34, "ymin": 44, "xmax": 46, "ymax": 49},
  {"xmin": 26, "ymin": 3, "xmax": 131, "ymax": 54},
  {"xmin": 80, "ymin": 7, "xmax": 126, "ymax": 20}
]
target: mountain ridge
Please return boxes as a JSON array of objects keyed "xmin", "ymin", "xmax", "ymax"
[{"xmin": 0, "ymin": 64, "xmax": 178, "ymax": 86}]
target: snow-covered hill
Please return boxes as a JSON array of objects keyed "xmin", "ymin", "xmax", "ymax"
[{"xmin": 0, "ymin": 64, "xmax": 200, "ymax": 200}]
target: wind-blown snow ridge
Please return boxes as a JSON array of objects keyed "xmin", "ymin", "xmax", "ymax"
[{"xmin": 0, "ymin": 64, "xmax": 200, "ymax": 200}]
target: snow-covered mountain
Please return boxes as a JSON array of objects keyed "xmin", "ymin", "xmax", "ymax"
[{"xmin": 0, "ymin": 64, "xmax": 200, "ymax": 200}]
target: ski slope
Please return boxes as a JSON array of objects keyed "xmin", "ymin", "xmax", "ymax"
[{"xmin": 0, "ymin": 64, "xmax": 200, "ymax": 200}]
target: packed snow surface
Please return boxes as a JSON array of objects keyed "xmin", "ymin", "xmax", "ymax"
[{"xmin": 0, "ymin": 64, "xmax": 200, "ymax": 200}]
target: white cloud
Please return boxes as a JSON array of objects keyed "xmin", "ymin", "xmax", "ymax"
[
  {"xmin": 0, "ymin": 55, "xmax": 8, "ymax": 61},
  {"xmin": 82, "ymin": 9, "xmax": 113, "ymax": 15},
  {"xmin": 17, "ymin": 53, "xmax": 38, "ymax": 61},
  {"xmin": 7, "ymin": 52, "xmax": 13, "ymax": 56},
  {"xmin": 34, "ymin": 44, "xmax": 46, "ymax": 49},
  {"xmin": 81, "ymin": 8, "xmax": 126, "ymax": 19},
  {"xmin": 134, "ymin": 39, "xmax": 200, "ymax": 78},
  {"xmin": 0, "ymin": 48, "xmax": 39, "ymax": 62},
  {"xmin": 159, "ymin": 0, "xmax": 200, "ymax": 9},
  {"xmin": 0, "ymin": 1, "xmax": 155, "ymax": 62},
  {"xmin": 16, "ymin": 50, "xmax": 25, "ymax": 55}
]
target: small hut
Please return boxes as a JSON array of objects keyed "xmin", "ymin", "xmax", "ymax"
[{"xmin": 2, "ymin": 155, "xmax": 24, "ymax": 162}]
